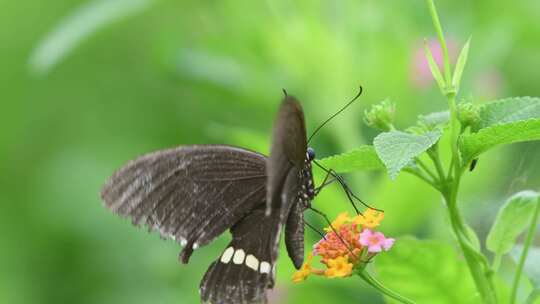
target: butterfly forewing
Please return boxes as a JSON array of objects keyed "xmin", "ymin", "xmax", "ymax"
[
  {"xmin": 266, "ymin": 96, "xmax": 308, "ymax": 216},
  {"xmin": 101, "ymin": 145, "xmax": 267, "ymax": 257},
  {"xmin": 266, "ymin": 95, "xmax": 312, "ymax": 270}
]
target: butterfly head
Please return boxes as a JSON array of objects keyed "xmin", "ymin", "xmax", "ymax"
[{"xmin": 306, "ymin": 147, "xmax": 316, "ymax": 161}]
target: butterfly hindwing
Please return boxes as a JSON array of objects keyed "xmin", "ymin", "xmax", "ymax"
[
  {"xmin": 200, "ymin": 205, "xmax": 277, "ymax": 304},
  {"xmin": 100, "ymin": 145, "xmax": 267, "ymax": 260},
  {"xmin": 200, "ymin": 165, "xmax": 302, "ymax": 304}
]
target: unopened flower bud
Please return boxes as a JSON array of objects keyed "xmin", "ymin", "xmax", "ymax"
[
  {"xmin": 457, "ymin": 102, "xmax": 480, "ymax": 129},
  {"xmin": 364, "ymin": 99, "xmax": 396, "ymax": 131}
]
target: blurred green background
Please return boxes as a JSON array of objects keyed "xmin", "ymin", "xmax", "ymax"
[{"xmin": 1, "ymin": 0, "xmax": 539, "ymax": 303}]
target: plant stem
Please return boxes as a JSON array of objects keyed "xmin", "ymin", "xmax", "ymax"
[
  {"xmin": 359, "ymin": 271, "xmax": 416, "ymax": 304},
  {"xmin": 425, "ymin": 1, "xmax": 497, "ymax": 302},
  {"xmin": 444, "ymin": 188, "xmax": 496, "ymax": 304},
  {"xmin": 443, "ymin": 133, "xmax": 497, "ymax": 303},
  {"xmin": 416, "ymin": 158, "xmax": 439, "ymax": 182},
  {"xmin": 510, "ymin": 197, "xmax": 540, "ymax": 304},
  {"xmin": 447, "ymin": 95, "xmax": 460, "ymax": 169},
  {"xmin": 427, "ymin": 147, "xmax": 446, "ymax": 183},
  {"xmin": 446, "ymin": 156, "xmax": 454, "ymax": 180},
  {"xmin": 404, "ymin": 168, "xmax": 440, "ymax": 191}
]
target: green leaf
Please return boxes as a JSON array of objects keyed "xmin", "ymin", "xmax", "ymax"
[
  {"xmin": 460, "ymin": 97, "xmax": 540, "ymax": 166},
  {"xmin": 29, "ymin": 0, "xmax": 154, "ymax": 74},
  {"xmin": 424, "ymin": 40, "xmax": 446, "ymax": 93},
  {"xmin": 451, "ymin": 37, "xmax": 471, "ymax": 92},
  {"xmin": 476, "ymin": 97, "xmax": 540, "ymax": 130},
  {"xmin": 510, "ymin": 245, "xmax": 540, "ymax": 288},
  {"xmin": 375, "ymin": 238, "xmax": 476, "ymax": 303},
  {"xmin": 374, "ymin": 130, "xmax": 442, "ymax": 180},
  {"xmin": 317, "ymin": 145, "xmax": 384, "ymax": 173},
  {"xmin": 486, "ymin": 191, "xmax": 540, "ymax": 255},
  {"xmin": 459, "ymin": 118, "xmax": 540, "ymax": 164}
]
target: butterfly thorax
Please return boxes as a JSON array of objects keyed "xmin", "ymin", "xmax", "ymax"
[{"xmin": 298, "ymin": 155, "xmax": 315, "ymax": 208}]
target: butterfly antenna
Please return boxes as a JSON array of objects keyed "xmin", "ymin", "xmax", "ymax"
[{"xmin": 307, "ymin": 86, "xmax": 363, "ymax": 144}]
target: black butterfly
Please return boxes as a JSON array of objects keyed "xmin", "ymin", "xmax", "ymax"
[{"xmin": 101, "ymin": 92, "xmax": 361, "ymax": 303}]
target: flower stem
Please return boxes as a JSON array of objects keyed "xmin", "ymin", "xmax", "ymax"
[
  {"xmin": 427, "ymin": 146, "xmax": 447, "ymax": 188},
  {"xmin": 359, "ymin": 271, "xmax": 416, "ymax": 304},
  {"xmin": 416, "ymin": 157, "xmax": 440, "ymax": 183},
  {"xmin": 510, "ymin": 197, "xmax": 540, "ymax": 304},
  {"xmin": 403, "ymin": 168, "xmax": 440, "ymax": 191},
  {"xmin": 425, "ymin": 1, "xmax": 498, "ymax": 302},
  {"xmin": 443, "ymin": 169, "xmax": 497, "ymax": 303},
  {"xmin": 444, "ymin": 174, "xmax": 498, "ymax": 303}
]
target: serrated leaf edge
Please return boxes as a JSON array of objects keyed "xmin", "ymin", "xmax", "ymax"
[
  {"xmin": 374, "ymin": 130, "xmax": 442, "ymax": 180},
  {"xmin": 460, "ymin": 117, "xmax": 540, "ymax": 163}
]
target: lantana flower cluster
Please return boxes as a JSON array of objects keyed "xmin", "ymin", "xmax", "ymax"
[{"xmin": 293, "ymin": 209, "xmax": 394, "ymax": 282}]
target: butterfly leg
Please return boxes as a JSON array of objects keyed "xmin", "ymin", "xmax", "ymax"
[
  {"xmin": 313, "ymin": 160, "xmax": 382, "ymax": 213},
  {"xmin": 312, "ymin": 162, "xmax": 361, "ymax": 214},
  {"xmin": 302, "ymin": 218, "xmax": 327, "ymax": 240},
  {"xmin": 313, "ymin": 170, "xmax": 337, "ymax": 196},
  {"xmin": 307, "ymin": 207, "xmax": 357, "ymax": 259}
]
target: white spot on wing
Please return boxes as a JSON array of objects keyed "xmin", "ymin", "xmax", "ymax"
[
  {"xmin": 220, "ymin": 247, "xmax": 234, "ymax": 263},
  {"xmin": 180, "ymin": 239, "xmax": 187, "ymax": 247},
  {"xmin": 233, "ymin": 249, "xmax": 245, "ymax": 264},
  {"xmin": 260, "ymin": 261, "xmax": 271, "ymax": 274},
  {"xmin": 245, "ymin": 254, "xmax": 259, "ymax": 271}
]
